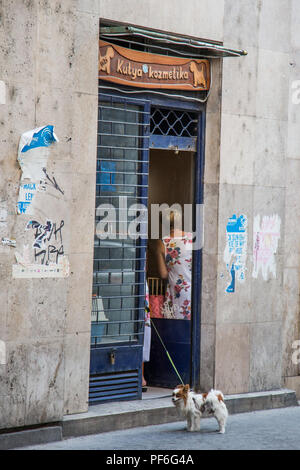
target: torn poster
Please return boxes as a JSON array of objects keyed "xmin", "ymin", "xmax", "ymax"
[
  {"xmin": 17, "ymin": 182, "xmax": 46, "ymax": 215},
  {"xmin": 17, "ymin": 125, "xmax": 58, "ymax": 214},
  {"xmin": 223, "ymin": 214, "xmax": 248, "ymax": 293},
  {"xmin": 252, "ymin": 214, "xmax": 281, "ymax": 280}
]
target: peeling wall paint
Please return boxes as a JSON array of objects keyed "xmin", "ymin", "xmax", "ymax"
[
  {"xmin": 0, "ymin": 206, "xmax": 7, "ymax": 222},
  {"xmin": 0, "ymin": 340, "xmax": 6, "ymax": 365},
  {"xmin": 0, "ymin": 80, "xmax": 5, "ymax": 104},
  {"xmin": 252, "ymin": 214, "xmax": 281, "ymax": 280},
  {"xmin": 223, "ymin": 214, "xmax": 248, "ymax": 293}
]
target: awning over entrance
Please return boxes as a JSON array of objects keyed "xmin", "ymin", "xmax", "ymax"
[{"xmin": 100, "ymin": 25, "xmax": 248, "ymax": 59}]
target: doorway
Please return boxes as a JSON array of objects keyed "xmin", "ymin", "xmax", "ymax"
[
  {"xmin": 144, "ymin": 148, "xmax": 196, "ymax": 389},
  {"xmin": 89, "ymin": 91, "xmax": 204, "ymax": 403}
]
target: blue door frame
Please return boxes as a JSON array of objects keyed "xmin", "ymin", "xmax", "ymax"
[
  {"xmin": 91, "ymin": 85, "xmax": 206, "ymax": 398},
  {"xmin": 190, "ymin": 109, "xmax": 205, "ymax": 391}
]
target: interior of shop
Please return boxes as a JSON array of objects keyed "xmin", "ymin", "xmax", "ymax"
[{"xmin": 144, "ymin": 148, "xmax": 195, "ymax": 393}]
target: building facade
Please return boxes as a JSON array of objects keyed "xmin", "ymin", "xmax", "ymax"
[{"xmin": 0, "ymin": 0, "xmax": 300, "ymax": 430}]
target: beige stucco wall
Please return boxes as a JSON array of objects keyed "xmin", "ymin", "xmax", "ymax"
[
  {"xmin": 0, "ymin": 0, "xmax": 99, "ymax": 428},
  {"xmin": 214, "ymin": 0, "xmax": 300, "ymax": 394}
]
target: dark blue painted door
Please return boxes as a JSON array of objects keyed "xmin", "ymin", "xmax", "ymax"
[{"xmin": 89, "ymin": 93, "xmax": 150, "ymax": 403}]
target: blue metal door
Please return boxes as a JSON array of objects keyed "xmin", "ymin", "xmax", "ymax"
[{"xmin": 89, "ymin": 93, "xmax": 150, "ymax": 403}]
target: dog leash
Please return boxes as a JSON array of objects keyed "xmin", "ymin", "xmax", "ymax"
[{"xmin": 150, "ymin": 318, "xmax": 185, "ymax": 385}]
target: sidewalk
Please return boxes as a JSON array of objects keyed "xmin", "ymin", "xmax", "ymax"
[
  {"xmin": 18, "ymin": 404, "xmax": 300, "ymax": 450},
  {"xmin": 0, "ymin": 387, "xmax": 298, "ymax": 449}
]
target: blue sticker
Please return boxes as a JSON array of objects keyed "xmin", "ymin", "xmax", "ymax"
[
  {"xmin": 225, "ymin": 262, "xmax": 236, "ymax": 293},
  {"xmin": 224, "ymin": 214, "xmax": 248, "ymax": 293},
  {"xmin": 21, "ymin": 125, "xmax": 57, "ymax": 153},
  {"xmin": 226, "ymin": 214, "xmax": 247, "ymax": 233},
  {"xmin": 17, "ymin": 201, "xmax": 32, "ymax": 214}
]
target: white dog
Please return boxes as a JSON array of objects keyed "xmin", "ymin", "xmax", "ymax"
[
  {"xmin": 172, "ymin": 384, "xmax": 205, "ymax": 432},
  {"xmin": 193, "ymin": 389, "xmax": 228, "ymax": 434}
]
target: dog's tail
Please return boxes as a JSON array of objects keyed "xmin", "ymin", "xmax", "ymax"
[{"xmin": 210, "ymin": 389, "xmax": 225, "ymax": 402}]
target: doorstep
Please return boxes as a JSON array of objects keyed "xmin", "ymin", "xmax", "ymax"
[{"xmin": 1, "ymin": 387, "xmax": 298, "ymax": 449}]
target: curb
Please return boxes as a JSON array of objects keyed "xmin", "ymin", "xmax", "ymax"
[
  {"xmin": 225, "ymin": 389, "xmax": 298, "ymax": 414},
  {"xmin": 62, "ymin": 388, "xmax": 298, "ymax": 439},
  {"xmin": 1, "ymin": 388, "xmax": 298, "ymax": 449},
  {"xmin": 0, "ymin": 426, "xmax": 62, "ymax": 450}
]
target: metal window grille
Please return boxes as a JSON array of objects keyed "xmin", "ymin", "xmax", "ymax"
[
  {"xmin": 91, "ymin": 93, "xmax": 150, "ymax": 347},
  {"xmin": 150, "ymin": 107, "xmax": 198, "ymax": 137}
]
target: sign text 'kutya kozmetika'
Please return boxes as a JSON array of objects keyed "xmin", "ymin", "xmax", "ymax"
[{"xmin": 99, "ymin": 40, "xmax": 210, "ymax": 91}]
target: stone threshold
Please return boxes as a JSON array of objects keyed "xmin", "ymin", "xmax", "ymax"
[{"xmin": 1, "ymin": 388, "xmax": 298, "ymax": 449}]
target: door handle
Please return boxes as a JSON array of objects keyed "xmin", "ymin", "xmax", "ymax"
[{"xmin": 110, "ymin": 349, "xmax": 116, "ymax": 365}]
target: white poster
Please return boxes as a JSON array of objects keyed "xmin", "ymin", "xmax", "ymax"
[{"xmin": 252, "ymin": 214, "xmax": 281, "ymax": 280}]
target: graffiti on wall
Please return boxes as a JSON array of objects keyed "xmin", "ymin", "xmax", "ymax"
[
  {"xmin": 42, "ymin": 167, "xmax": 64, "ymax": 195},
  {"xmin": 223, "ymin": 214, "xmax": 248, "ymax": 293},
  {"xmin": 252, "ymin": 214, "xmax": 281, "ymax": 280},
  {"xmin": 26, "ymin": 219, "xmax": 65, "ymax": 265},
  {"xmin": 13, "ymin": 219, "xmax": 69, "ymax": 278}
]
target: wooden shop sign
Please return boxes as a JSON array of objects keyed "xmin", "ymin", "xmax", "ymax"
[{"xmin": 99, "ymin": 40, "xmax": 210, "ymax": 91}]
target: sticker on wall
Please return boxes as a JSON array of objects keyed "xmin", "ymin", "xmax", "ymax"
[
  {"xmin": 16, "ymin": 125, "xmax": 59, "ymax": 214},
  {"xmin": 1, "ymin": 237, "xmax": 16, "ymax": 247},
  {"xmin": 12, "ymin": 255, "xmax": 70, "ymax": 278},
  {"xmin": 223, "ymin": 214, "xmax": 248, "ymax": 293},
  {"xmin": 17, "ymin": 182, "xmax": 45, "ymax": 215},
  {"xmin": 252, "ymin": 214, "xmax": 281, "ymax": 280}
]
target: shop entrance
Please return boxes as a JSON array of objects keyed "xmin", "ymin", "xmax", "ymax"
[
  {"xmin": 145, "ymin": 149, "xmax": 195, "ymax": 388},
  {"xmin": 89, "ymin": 90, "xmax": 204, "ymax": 403}
]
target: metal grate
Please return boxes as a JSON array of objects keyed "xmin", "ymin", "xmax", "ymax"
[
  {"xmin": 91, "ymin": 94, "xmax": 150, "ymax": 347},
  {"xmin": 89, "ymin": 370, "xmax": 139, "ymax": 403},
  {"xmin": 150, "ymin": 107, "xmax": 198, "ymax": 137}
]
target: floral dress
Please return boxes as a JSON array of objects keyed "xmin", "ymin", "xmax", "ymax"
[{"xmin": 161, "ymin": 233, "xmax": 193, "ymax": 320}]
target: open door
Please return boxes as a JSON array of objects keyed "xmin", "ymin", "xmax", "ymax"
[
  {"xmin": 145, "ymin": 148, "xmax": 195, "ymax": 388},
  {"xmin": 144, "ymin": 103, "xmax": 202, "ymax": 389}
]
